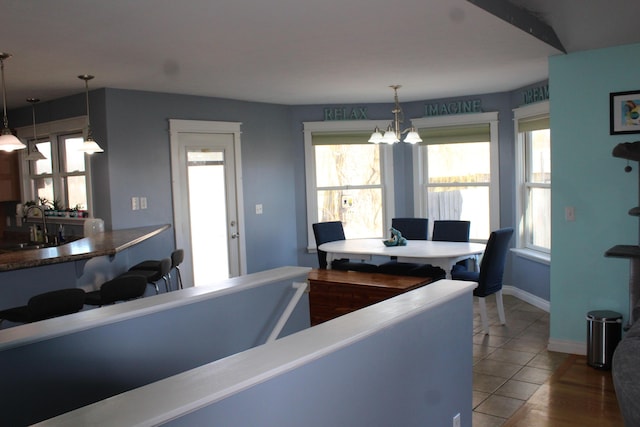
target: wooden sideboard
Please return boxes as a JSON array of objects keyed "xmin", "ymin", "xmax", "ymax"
[{"xmin": 308, "ymin": 269, "xmax": 434, "ymax": 325}]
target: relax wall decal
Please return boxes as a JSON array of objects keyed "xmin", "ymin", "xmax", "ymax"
[{"xmin": 323, "ymin": 107, "xmax": 368, "ymax": 121}]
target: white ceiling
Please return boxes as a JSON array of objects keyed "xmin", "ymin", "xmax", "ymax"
[{"xmin": 1, "ymin": 0, "xmax": 639, "ymax": 109}]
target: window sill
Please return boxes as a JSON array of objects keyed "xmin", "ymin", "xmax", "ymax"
[{"xmin": 511, "ymin": 248, "xmax": 550, "ymax": 265}]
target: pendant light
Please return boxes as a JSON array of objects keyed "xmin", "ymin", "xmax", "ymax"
[
  {"xmin": 77, "ymin": 74, "xmax": 104, "ymax": 154},
  {"xmin": 0, "ymin": 52, "xmax": 26, "ymax": 152},
  {"xmin": 368, "ymin": 85, "xmax": 422, "ymax": 144},
  {"xmin": 25, "ymin": 98, "xmax": 46, "ymax": 161}
]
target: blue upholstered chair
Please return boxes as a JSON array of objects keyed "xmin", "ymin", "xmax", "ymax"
[
  {"xmin": 312, "ymin": 221, "xmax": 378, "ymax": 272},
  {"xmin": 391, "ymin": 217, "xmax": 429, "ymax": 240},
  {"xmin": 432, "ymin": 220, "xmax": 470, "ymax": 242},
  {"xmin": 432, "ymin": 220, "xmax": 473, "ymax": 270},
  {"xmin": 452, "ymin": 227, "xmax": 514, "ymax": 335},
  {"xmin": 379, "ymin": 217, "xmax": 446, "ymax": 279}
]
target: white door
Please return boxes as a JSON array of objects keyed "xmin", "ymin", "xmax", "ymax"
[{"xmin": 169, "ymin": 120, "xmax": 246, "ymax": 287}]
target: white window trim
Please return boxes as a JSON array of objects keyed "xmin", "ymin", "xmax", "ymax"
[
  {"xmin": 513, "ymin": 100, "xmax": 550, "ymax": 264},
  {"xmin": 410, "ymin": 112, "xmax": 500, "ymax": 242},
  {"xmin": 303, "ymin": 120, "xmax": 395, "ymax": 251},
  {"xmin": 15, "ymin": 116, "xmax": 95, "ymax": 214}
]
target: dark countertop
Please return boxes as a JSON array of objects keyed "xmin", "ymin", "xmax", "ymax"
[{"xmin": 0, "ymin": 224, "xmax": 171, "ymax": 272}]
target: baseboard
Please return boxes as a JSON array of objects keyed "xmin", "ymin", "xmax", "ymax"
[
  {"xmin": 547, "ymin": 338, "xmax": 586, "ymax": 355},
  {"xmin": 503, "ymin": 285, "xmax": 550, "ymax": 312},
  {"xmin": 503, "ymin": 287, "xmax": 586, "ymax": 355}
]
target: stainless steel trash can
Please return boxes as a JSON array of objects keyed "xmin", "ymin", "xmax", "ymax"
[{"xmin": 586, "ymin": 310, "xmax": 622, "ymax": 370}]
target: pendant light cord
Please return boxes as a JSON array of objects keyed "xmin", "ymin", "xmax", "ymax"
[{"xmin": 1, "ymin": 55, "xmax": 10, "ymax": 130}]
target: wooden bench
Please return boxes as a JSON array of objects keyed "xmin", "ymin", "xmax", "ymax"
[{"xmin": 307, "ymin": 269, "xmax": 434, "ymax": 325}]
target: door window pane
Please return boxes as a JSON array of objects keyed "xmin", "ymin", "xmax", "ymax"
[{"xmin": 187, "ymin": 149, "xmax": 229, "ymax": 283}]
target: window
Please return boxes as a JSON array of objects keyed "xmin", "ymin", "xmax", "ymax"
[
  {"xmin": 514, "ymin": 101, "xmax": 550, "ymax": 255},
  {"xmin": 17, "ymin": 117, "xmax": 94, "ymax": 214},
  {"xmin": 412, "ymin": 113, "xmax": 499, "ymax": 241},
  {"xmin": 304, "ymin": 121, "xmax": 395, "ymax": 248}
]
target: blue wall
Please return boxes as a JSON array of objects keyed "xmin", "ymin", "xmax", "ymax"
[
  {"xmin": 550, "ymin": 43, "xmax": 640, "ymax": 346},
  {"xmin": 8, "ymin": 80, "xmax": 552, "ymax": 302}
]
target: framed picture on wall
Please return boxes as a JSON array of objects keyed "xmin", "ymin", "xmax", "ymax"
[{"xmin": 610, "ymin": 90, "xmax": 640, "ymax": 134}]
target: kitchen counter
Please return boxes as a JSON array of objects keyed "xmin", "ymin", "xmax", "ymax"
[{"xmin": 0, "ymin": 224, "xmax": 170, "ymax": 272}]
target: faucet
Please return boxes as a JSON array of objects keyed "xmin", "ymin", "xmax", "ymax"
[{"xmin": 24, "ymin": 205, "xmax": 49, "ymax": 244}]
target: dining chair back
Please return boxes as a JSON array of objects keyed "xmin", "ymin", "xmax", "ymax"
[
  {"xmin": 85, "ymin": 275, "xmax": 148, "ymax": 306},
  {"xmin": 391, "ymin": 217, "xmax": 429, "ymax": 240},
  {"xmin": 452, "ymin": 227, "xmax": 514, "ymax": 334},
  {"xmin": 312, "ymin": 221, "xmax": 378, "ymax": 272},
  {"xmin": 380, "ymin": 217, "xmax": 439, "ymax": 277},
  {"xmin": 0, "ymin": 288, "xmax": 86, "ymax": 326},
  {"xmin": 432, "ymin": 220, "xmax": 471, "ymax": 242}
]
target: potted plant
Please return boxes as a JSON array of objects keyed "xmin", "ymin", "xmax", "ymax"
[{"xmin": 51, "ymin": 199, "xmax": 66, "ymax": 217}]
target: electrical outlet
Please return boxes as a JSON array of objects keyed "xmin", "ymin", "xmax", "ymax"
[
  {"xmin": 131, "ymin": 197, "xmax": 139, "ymax": 211},
  {"xmin": 256, "ymin": 204, "xmax": 263, "ymax": 215},
  {"xmin": 453, "ymin": 413, "xmax": 461, "ymax": 427},
  {"xmin": 140, "ymin": 197, "xmax": 147, "ymax": 209},
  {"xmin": 565, "ymin": 206, "xmax": 575, "ymax": 221}
]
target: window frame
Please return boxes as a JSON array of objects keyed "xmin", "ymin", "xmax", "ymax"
[
  {"xmin": 513, "ymin": 101, "xmax": 550, "ymax": 261},
  {"xmin": 304, "ymin": 120, "xmax": 395, "ymax": 251},
  {"xmin": 16, "ymin": 116, "xmax": 95, "ymax": 215},
  {"xmin": 411, "ymin": 112, "xmax": 500, "ymax": 242}
]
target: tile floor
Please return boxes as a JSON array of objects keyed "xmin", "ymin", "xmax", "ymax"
[{"xmin": 471, "ymin": 294, "xmax": 567, "ymax": 427}]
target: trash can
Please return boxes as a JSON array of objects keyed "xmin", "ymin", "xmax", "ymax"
[{"xmin": 586, "ymin": 310, "xmax": 622, "ymax": 370}]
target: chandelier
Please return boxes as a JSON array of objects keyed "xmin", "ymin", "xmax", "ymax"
[{"xmin": 368, "ymin": 85, "xmax": 422, "ymax": 144}]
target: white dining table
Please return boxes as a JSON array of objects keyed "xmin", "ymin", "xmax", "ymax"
[{"xmin": 318, "ymin": 238, "xmax": 486, "ymax": 279}]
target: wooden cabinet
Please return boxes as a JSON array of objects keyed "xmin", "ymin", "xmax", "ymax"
[
  {"xmin": 0, "ymin": 151, "xmax": 20, "ymax": 201},
  {"xmin": 308, "ymin": 269, "xmax": 433, "ymax": 325}
]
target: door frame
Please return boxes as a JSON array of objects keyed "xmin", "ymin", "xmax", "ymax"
[{"xmin": 169, "ymin": 119, "xmax": 247, "ymax": 283}]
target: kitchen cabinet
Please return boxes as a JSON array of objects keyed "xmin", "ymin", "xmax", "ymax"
[{"xmin": 0, "ymin": 151, "xmax": 20, "ymax": 201}]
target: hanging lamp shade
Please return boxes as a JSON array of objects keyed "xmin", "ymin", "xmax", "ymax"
[
  {"xmin": 368, "ymin": 127, "xmax": 383, "ymax": 143},
  {"xmin": 403, "ymin": 127, "xmax": 422, "ymax": 144},
  {"xmin": 382, "ymin": 125, "xmax": 399, "ymax": 144},
  {"xmin": 78, "ymin": 136, "xmax": 103, "ymax": 153},
  {"xmin": 0, "ymin": 130, "xmax": 24, "ymax": 152},
  {"xmin": 25, "ymin": 98, "xmax": 46, "ymax": 161},
  {"xmin": 77, "ymin": 74, "xmax": 104, "ymax": 154},
  {"xmin": 0, "ymin": 52, "xmax": 26, "ymax": 152}
]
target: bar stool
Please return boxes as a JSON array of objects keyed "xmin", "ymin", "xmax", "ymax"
[
  {"xmin": 0, "ymin": 288, "xmax": 86, "ymax": 327},
  {"xmin": 123, "ymin": 258, "xmax": 172, "ymax": 294},
  {"xmin": 131, "ymin": 249, "xmax": 184, "ymax": 290},
  {"xmin": 171, "ymin": 249, "xmax": 184, "ymax": 289},
  {"xmin": 85, "ymin": 275, "xmax": 147, "ymax": 306}
]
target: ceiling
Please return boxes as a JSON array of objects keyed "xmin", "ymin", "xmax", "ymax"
[{"xmin": 1, "ymin": 0, "xmax": 639, "ymax": 109}]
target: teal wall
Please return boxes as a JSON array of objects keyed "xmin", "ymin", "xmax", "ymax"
[{"xmin": 550, "ymin": 43, "xmax": 640, "ymax": 345}]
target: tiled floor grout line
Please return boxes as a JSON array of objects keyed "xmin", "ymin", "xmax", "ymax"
[{"xmin": 471, "ymin": 295, "xmax": 564, "ymax": 427}]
